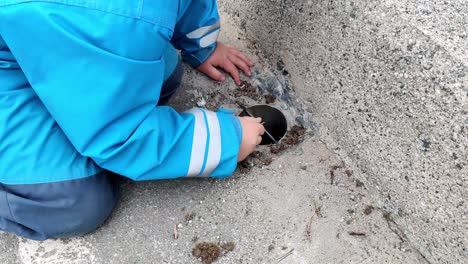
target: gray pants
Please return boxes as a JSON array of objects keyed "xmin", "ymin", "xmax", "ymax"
[
  {"xmin": 0, "ymin": 60, "xmax": 183, "ymax": 240},
  {"xmin": 0, "ymin": 171, "xmax": 120, "ymax": 240}
]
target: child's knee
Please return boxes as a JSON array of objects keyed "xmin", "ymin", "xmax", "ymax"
[
  {"xmin": 0, "ymin": 172, "xmax": 120, "ymax": 240},
  {"xmin": 50, "ymin": 188, "xmax": 118, "ymax": 239},
  {"xmin": 32, "ymin": 194, "xmax": 116, "ymax": 240}
]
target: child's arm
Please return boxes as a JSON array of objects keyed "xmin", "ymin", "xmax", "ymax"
[{"xmin": 171, "ymin": 0, "xmax": 254, "ymax": 86}]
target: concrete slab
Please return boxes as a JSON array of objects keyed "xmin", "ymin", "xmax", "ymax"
[
  {"xmin": 0, "ymin": 12, "xmax": 428, "ymax": 264},
  {"xmin": 218, "ymin": 0, "xmax": 467, "ymax": 263},
  {"xmin": 0, "ymin": 137, "xmax": 426, "ymax": 263}
]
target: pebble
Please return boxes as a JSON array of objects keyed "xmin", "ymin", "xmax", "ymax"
[{"xmin": 196, "ymin": 98, "xmax": 207, "ymax": 107}]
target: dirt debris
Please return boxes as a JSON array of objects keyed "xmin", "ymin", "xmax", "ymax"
[
  {"xmin": 234, "ymin": 81, "xmax": 262, "ymax": 101},
  {"xmin": 330, "ymin": 165, "xmax": 343, "ymax": 171},
  {"xmin": 192, "ymin": 242, "xmax": 221, "ymax": 264},
  {"xmin": 355, "ymin": 179, "xmax": 365, "ymax": 188},
  {"xmin": 330, "ymin": 170, "xmax": 336, "ymax": 185},
  {"xmin": 364, "ymin": 205, "xmax": 374, "ymax": 215},
  {"xmin": 268, "ymin": 245, "xmax": 275, "ymax": 252},
  {"xmin": 314, "ymin": 202, "xmax": 323, "ymax": 218},
  {"xmin": 348, "ymin": 231, "xmax": 367, "ymax": 237},
  {"xmin": 192, "ymin": 241, "xmax": 236, "ymax": 263},
  {"xmin": 238, "ymin": 151, "xmax": 273, "ymax": 174},
  {"xmin": 270, "ymin": 125, "xmax": 306, "ymax": 154},
  {"xmin": 264, "ymin": 94, "xmax": 277, "ymax": 104},
  {"xmin": 220, "ymin": 242, "xmax": 236, "ymax": 253},
  {"xmin": 185, "ymin": 212, "xmax": 196, "ymax": 222},
  {"xmin": 238, "ymin": 125, "xmax": 307, "ymax": 171},
  {"xmin": 281, "ymin": 125, "xmax": 306, "ymax": 145},
  {"xmin": 329, "ymin": 165, "xmax": 343, "ymax": 185},
  {"xmin": 238, "ymin": 160, "xmax": 252, "ymax": 174},
  {"xmin": 235, "ymin": 80, "xmax": 277, "ymax": 104},
  {"xmin": 250, "ymin": 151, "xmax": 273, "ymax": 165},
  {"xmin": 305, "ymin": 215, "xmax": 313, "ymax": 241}
]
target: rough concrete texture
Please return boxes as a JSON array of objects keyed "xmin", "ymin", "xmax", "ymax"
[
  {"xmin": 0, "ymin": 8, "xmax": 433, "ymax": 264},
  {"xmin": 0, "ymin": 1, "xmax": 465, "ymax": 263},
  {"xmin": 218, "ymin": 0, "xmax": 467, "ymax": 263},
  {"xmin": 0, "ymin": 138, "xmax": 427, "ymax": 264}
]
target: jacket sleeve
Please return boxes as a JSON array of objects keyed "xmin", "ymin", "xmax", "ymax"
[
  {"xmin": 0, "ymin": 4, "xmax": 241, "ymax": 180},
  {"xmin": 171, "ymin": 0, "xmax": 221, "ymax": 67}
]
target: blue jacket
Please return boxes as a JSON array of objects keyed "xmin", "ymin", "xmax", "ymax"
[{"xmin": 0, "ymin": 0, "xmax": 242, "ymax": 184}]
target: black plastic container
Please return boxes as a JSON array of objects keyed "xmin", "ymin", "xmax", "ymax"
[{"xmin": 239, "ymin": 104, "xmax": 287, "ymax": 145}]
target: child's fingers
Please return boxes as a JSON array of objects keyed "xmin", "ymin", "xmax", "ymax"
[
  {"xmin": 222, "ymin": 60, "xmax": 241, "ymax": 85},
  {"xmin": 256, "ymin": 136, "xmax": 262, "ymax": 145},
  {"xmin": 239, "ymin": 116, "xmax": 261, "ymax": 123},
  {"xmin": 257, "ymin": 123, "xmax": 266, "ymax": 135},
  {"xmin": 198, "ymin": 64, "xmax": 225, "ymax": 82},
  {"xmin": 235, "ymin": 51, "xmax": 254, "ymax": 67},
  {"xmin": 228, "ymin": 54, "xmax": 251, "ymax": 76}
]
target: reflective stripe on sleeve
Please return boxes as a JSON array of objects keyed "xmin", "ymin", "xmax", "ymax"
[
  {"xmin": 199, "ymin": 29, "xmax": 220, "ymax": 48},
  {"xmin": 184, "ymin": 108, "xmax": 222, "ymax": 178},
  {"xmin": 185, "ymin": 108, "xmax": 207, "ymax": 177},
  {"xmin": 200, "ymin": 110, "xmax": 221, "ymax": 177},
  {"xmin": 186, "ymin": 21, "xmax": 220, "ymax": 39}
]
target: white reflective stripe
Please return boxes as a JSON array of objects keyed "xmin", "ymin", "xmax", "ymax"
[
  {"xmin": 200, "ymin": 29, "xmax": 220, "ymax": 48},
  {"xmin": 185, "ymin": 108, "xmax": 207, "ymax": 177},
  {"xmin": 200, "ymin": 111, "xmax": 222, "ymax": 177},
  {"xmin": 186, "ymin": 21, "xmax": 220, "ymax": 39}
]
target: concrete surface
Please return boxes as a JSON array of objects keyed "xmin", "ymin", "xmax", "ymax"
[
  {"xmin": 0, "ymin": 10, "xmax": 427, "ymax": 264},
  {"xmin": 0, "ymin": 136, "xmax": 427, "ymax": 264},
  {"xmin": 218, "ymin": 0, "xmax": 467, "ymax": 263},
  {"xmin": 0, "ymin": 1, "xmax": 466, "ymax": 264}
]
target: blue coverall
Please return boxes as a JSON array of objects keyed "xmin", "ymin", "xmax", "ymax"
[{"xmin": 0, "ymin": 0, "xmax": 242, "ymax": 240}]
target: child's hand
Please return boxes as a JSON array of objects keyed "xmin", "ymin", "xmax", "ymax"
[
  {"xmin": 237, "ymin": 116, "xmax": 265, "ymax": 162},
  {"xmin": 197, "ymin": 42, "xmax": 254, "ymax": 86}
]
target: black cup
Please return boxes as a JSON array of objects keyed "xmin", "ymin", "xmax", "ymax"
[{"xmin": 239, "ymin": 104, "xmax": 287, "ymax": 145}]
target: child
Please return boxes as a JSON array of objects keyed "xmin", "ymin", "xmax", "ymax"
[{"xmin": 0, "ymin": 0, "xmax": 265, "ymax": 240}]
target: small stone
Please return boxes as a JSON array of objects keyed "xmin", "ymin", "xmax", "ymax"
[{"xmin": 196, "ymin": 98, "xmax": 207, "ymax": 107}]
